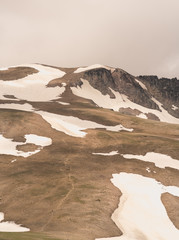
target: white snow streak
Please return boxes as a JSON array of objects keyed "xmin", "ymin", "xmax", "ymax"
[
  {"xmin": 58, "ymin": 101, "xmax": 70, "ymax": 105},
  {"xmin": 152, "ymin": 97, "xmax": 179, "ymax": 124},
  {"xmin": 0, "ymin": 103, "xmax": 34, "ymax": 112},
  {"xmin": 122, "ymin": 152, "xmax": 179, "ymax": 170},
  {"xmin": 92, "ymin": 151, "xmax": 119, "ymax": 156},
  {"xmin": 146, "ymin": 167, "xmax": 151, "ymax": 172},
  {"xmin": 38, "ymin": 111, "xmax": 133, "ymax": 138},
  {"xmin": 74, "ymin": 64, "xmax": 115, "ymax": 73},
  {"xmin": 11, "ymin": 159, "xmax": 17, "ymax": 163},
  {"xmin": 96, "ymin": 172, "xmax": 179, "ymax": 240},
  {"xmin": 136, "ymin": 113, "xmax": 147, "ymax": 119},
  {"xmin": 0, "ymin": 67, "xmax": 9, "ymax": 71},
  {"xmin": 0, "ymin": 103, "xmax": 133, "ymax": 138},
  {"xmin": 135, "ymin": 79, "xmax": 147, "ymax": 90},
  {"xmin": 172, "ymin": 105, "xmax": 178, "ymax": 111}
]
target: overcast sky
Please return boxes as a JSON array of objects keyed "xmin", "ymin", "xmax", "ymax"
[{"xmin": 0, "ymin": 0, "xmax": 179, "ymax": 78}]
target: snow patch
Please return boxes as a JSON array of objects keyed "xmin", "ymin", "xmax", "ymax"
[
  {"xmin": 136, "ymin": 113, "xmax": 147, "ymax": 119},
  {"xmin": 74, "ymin": 64, "xmax": 115, "ymax": 73},
  {"xmin": 24, "ymin": 134, "xmax": 52, "ymax": 147},
  {"xmin": 172, "ymin": 105, "xmax": 178, "ymax": 111},
  {"xmin": 92, "ymin": 151, "xmax": 119, "ymax": 156},
  {"xmin": 152, "ymin": 97, "xmax": 179, "ymax": 124},
  {"xmin": 38, "ymin": 111, "xmax": 133, "ymax": 138},
  {"xmin": 11, "ymin": 159, "xmax": 17, "ymax": 163},
  {"xmin": 146, "ymin": 167, "xmax": 151, "ymax": 172},
  {"xmin": 0, "ymin": 103, "xmax": 133, "ymax": 138},
  {"xmin": 0, "ymin": 64, "xmax": 66, "ymax": 101},
  {"xmin": 0, "ymin": 134, "xmax": 52, "ymax": 157},
  {"xmin": 71, "ymin": 79, "xmax": 122, "ymax": 111},
  {"xmin": 96, "ymin": 172, "xmax": 179, "ymax": 240},
  {"xmin": 0, "ymin": 67, "xmax": 9, "ymax": 71},
  {"xmin": 122, "ymin": 152, "xmax": 179, "ymax": 170},
  {"xmin": 58, "ymin": 101, "xmax": 70, "ymax": 105},
  {"xmin": 0, "ymin": 212, "xmax": 30, "ymax": 232},
  {"xmin": 0, "ymin": 103, "xmax": 34, "ymax": 112}
]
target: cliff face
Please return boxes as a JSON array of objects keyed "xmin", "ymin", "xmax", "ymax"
[
  {"xmin": 47, "ymin": 65, "xmax": 179, "ymax": 121},
  {"xmin": 138, "ymin": 75, "xmax": 179, "ymax": 102},
  {"xmin": 83, "ymin": 68, "xmax": 160, "ymax": 110},
  {"xmin": 138, "ymin": 75, "xmax": 179, "ymax": 117}
]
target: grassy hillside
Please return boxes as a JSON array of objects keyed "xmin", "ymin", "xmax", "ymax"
[{"xmin": 0, "ymin": 100, "xmax": 178, "ymax": 240}]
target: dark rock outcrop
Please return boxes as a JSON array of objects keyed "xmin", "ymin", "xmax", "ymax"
[
  {"xmin": 138, "ymin": 75, "xmax": 179, "ymax": 118},
  {"xmin": 48, "ymin": 66, "xmax": 179, "ymax": 119}
]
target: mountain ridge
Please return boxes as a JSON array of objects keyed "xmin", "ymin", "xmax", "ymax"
[
  {"xmin": 0, "ymin": 63, "xmax": 178, "ymax": 240},
  {"xmin": 46, "ymin": 64, "xmax": 179, "ymax": 121}
]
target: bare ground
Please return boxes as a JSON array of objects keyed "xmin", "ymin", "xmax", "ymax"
[{"xmin": 0, "ymin": 98, "xmax": 178, "ymax": 240}]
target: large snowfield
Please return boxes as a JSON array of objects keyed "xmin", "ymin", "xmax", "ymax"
[{"xmin": 0, "ymin": 64, "xmax": 66, "ymax": 101}]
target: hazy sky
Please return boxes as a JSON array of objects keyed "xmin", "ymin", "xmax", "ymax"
[{"xmin": 0, "ymin": 0, "xmax": 179, "ymax": 77}]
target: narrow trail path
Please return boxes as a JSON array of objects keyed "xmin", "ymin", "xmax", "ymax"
[{"xmin": 41, "ymin": 158, "xmax": 75, "ymax": 232}]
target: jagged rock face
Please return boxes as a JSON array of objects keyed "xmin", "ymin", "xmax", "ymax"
[
  {"xmin": 76, "ymin": 68, "xmax": 160, "ymax": 110},
  {"xmin": 47, "ymin": 65, "xmax": 179, "ymax": 120},
  {"xmin": 111, "ymin": 69, "xmax": 159, "ymax": 110},
  {"xmin": 138, "ymin": 75, "xmax": 179, "ymax": 117},
  {"xmin": 83, "ymin": 68, "xmax": 116, "ymax": 98},
  {"xmin": 138, "ymin": 76, "xmax": 179, "ymax": 102},
  {"xmin": 83, "ymin": 68, "xmax": 158, "ymax": 109},
  {"xmin": 50, "ymin": 67, "xmax": 159, "ymax": 110}
]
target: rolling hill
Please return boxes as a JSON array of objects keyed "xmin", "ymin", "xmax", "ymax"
[{"xmin": 0, "ymin": 63, "xmax": 178, "ymax": 240}]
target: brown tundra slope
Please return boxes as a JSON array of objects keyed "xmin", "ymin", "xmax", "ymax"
[{"xmin": 0, "ymin": 64, "xmax": 178, "ymax": 240}]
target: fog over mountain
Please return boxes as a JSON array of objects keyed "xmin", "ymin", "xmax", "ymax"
[{"xmin": 0, "ymin": 0, "xmax": 179, "ymax": 78}]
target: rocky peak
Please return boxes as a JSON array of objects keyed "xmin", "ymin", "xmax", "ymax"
[
  {"xmin": 138, "ymin": 75, "xmax": 179, "ymax": 117},
  {"xmin": 46, "ymin": 64, "xmax": 179, "ymax": 120}
]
